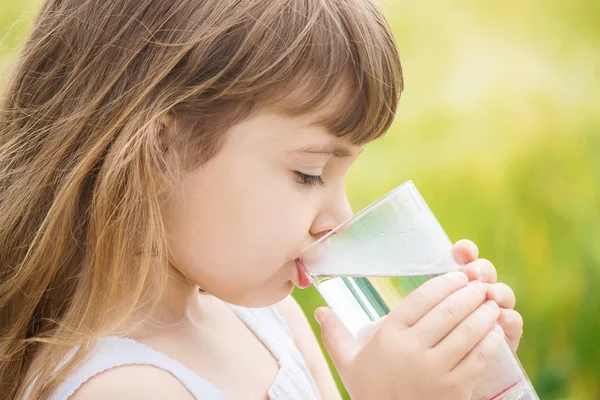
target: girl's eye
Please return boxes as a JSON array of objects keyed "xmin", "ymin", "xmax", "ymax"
[{"xmin": 295, "ymin": 171, "xmax": 325, "ymax": 187}]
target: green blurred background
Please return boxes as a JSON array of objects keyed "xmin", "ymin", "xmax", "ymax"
[{"xmin": 2, "ymin": 1, "xmax": 599, "ymax": 399}]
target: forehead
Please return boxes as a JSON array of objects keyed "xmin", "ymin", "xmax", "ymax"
[{"xmin": 225, "ymin": 108, "xmax": 363, "ymax": 157}]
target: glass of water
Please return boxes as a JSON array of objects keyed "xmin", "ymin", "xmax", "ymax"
[{"xmin": 298, "ymin": 181, "xmax": 538, "ymax": 400}]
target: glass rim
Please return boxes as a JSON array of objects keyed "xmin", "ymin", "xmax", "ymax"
[{"xmin": 300, "ymin": 180, "xmax": 416, "ymax": 255}]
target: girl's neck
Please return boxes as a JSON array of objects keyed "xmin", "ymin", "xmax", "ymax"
[{"xmin": 125, "ymin": 266, "xmax": 217, "ymax": 337}]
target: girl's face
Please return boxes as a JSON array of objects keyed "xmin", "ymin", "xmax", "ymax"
[{"xmin": 162, "ymin": 109, "xmax": 361, "ymax": 307}]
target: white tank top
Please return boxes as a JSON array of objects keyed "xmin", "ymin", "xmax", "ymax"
[{"xmin": 48, "ymin": 304, "xmax": 321, "ymax": 400}]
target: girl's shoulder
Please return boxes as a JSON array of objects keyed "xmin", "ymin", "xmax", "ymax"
[
  {"xmin": 50, "ymin": 299, "xmax": 324, "ymax": 400},
  {"xmin": 67, "ymin": 363, "xmax": 196, "ymax": 400},
  {"xmin": 50, "ymin": 336, "xmax": 228, "ymax": 400}
]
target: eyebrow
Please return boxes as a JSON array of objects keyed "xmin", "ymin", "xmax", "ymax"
[{"xmin": 291, "ymin": 144, "xmax": 361, "ymax": 158}]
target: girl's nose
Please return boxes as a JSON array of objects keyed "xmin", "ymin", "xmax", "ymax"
[{"xmin": 309, "ymin": 193, "xmax": 353, "ymax": 240}]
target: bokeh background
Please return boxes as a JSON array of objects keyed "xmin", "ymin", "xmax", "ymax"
[{"xmin": 2, "ymin": 1, "xmax": 598, "ymax": 399}]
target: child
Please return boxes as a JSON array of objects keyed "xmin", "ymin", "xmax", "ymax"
[{"xmin": 0, "ymin": 0, "xmax": 524, "ymax": 399}]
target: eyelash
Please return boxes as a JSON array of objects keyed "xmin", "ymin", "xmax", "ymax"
[{"xmin": 295, "ymin": 171, "xmax": 325, "ymax": 187}]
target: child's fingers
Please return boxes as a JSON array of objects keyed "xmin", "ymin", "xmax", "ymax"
[
  {"xmin": 486, "ymin": 282, "xmax": 516, "ymax": 309},
  {"xmin": 314, "ymin": 307, "xmax": 360, "ymax": 369},
  {"xmin": 413, "ymin": 281, "xmax": 488, "ymax": 347},
  {"xmin": 452, "ymin": 239, "xmax": 479, "ymax": 265},
  {"xmin": 497, "ymin": 309, "xmax": 523, "ymax": 352},
  {"xmin": 475, "ymin": 259, "xmax": 498, "ymax": 283},
  {"xmin": 450, "ymin": 324, "xmax": 505, "ymax": 379},
  {"xmin": 463, "ymin": 258, "xmax": 498, "ymax": 283},
  {"xmin": 389, "ymin": 271, "xmax": 468, "ymax": 329},
  {"xmin": 436, "ymin": 299, "xmax": 501, "ymax": 370}
]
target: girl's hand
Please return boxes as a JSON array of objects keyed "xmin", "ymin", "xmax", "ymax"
[
  {"xmin": 453, "ymin": 239, "xmax": 523, "ymax": 353},
  {"xmin": 315, "ymin": 272, "xmax": 504, "ymax": 400}
]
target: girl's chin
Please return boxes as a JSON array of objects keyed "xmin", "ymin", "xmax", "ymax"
[
  {"xmin": 269, "ymin": 280, "xmax": 295, "ymax": 303},
  {"xmin": 223, "ymin": 281, "xmax": 295, "ymax": 308},
  {"xmin": 264, "ymin": 280, "xmax": 295, "ymax": 305}
]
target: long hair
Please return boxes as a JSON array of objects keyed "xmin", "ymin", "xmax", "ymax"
[{"xmin": 0, "ymin": 0, "xmax": 403, "ymax": 398}]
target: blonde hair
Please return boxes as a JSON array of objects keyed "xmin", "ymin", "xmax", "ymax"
[{"xmin": 0, "ymin": 0, "xmax": 403, "ymax": 398}]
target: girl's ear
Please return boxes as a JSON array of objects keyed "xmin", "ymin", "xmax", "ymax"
[
  {"xmin": 154, "ymin": 111, "xmax": 188, "ymax": 178},
  {"xmin": 157, "ymin": 112, "xmax": 177, "ymax": 154}
]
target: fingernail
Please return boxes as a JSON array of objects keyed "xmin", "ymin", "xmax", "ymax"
[
  {"xmin": 485, "ymin": 300, "xmax": 499, "ymax": 311},
  {"xmin": 493, "ymin": 324, "xmax": 504, "ymax": 334},
  {"xmin": 477, "ymin": 266, "xmax": 485, "ymax": 280},
  {"xmin": 467, "ymin": 241, "xmax": 479, "ymax": 255},
  {"xmin": 314, "ymin": 308, "xmax": 326, "ymax": 325}
]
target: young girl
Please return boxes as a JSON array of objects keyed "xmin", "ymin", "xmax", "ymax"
[{"xmin": 0, "ymin": 0, "xmax": 524, "ymax": 399}]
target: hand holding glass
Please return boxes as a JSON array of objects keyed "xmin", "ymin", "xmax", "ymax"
[{"xmin": 299, "ymin": 181, "xmax": 538, "ymax": 400}]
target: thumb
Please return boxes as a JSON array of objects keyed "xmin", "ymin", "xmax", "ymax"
[{"xmin": 314, "ymin": 307, "xmax": 359, "ymax": 368}]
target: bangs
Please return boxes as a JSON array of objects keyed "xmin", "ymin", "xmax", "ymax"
[
  {"xmin": 171, "ymin": 0, "xmax": 403, "ymax": 145},
  {"xmin": 258, "ymin": 0, "xmax": 404, "ymax": 145}
]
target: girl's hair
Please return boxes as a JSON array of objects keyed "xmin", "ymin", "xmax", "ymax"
[{"xmin": 0, "ymin": 0, "xmax": 403, "ymax": 398}]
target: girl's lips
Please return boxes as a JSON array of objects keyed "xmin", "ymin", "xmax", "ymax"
[{"xmin": 295, "ymin": 258, "xmax": 312, "ymax": 289}]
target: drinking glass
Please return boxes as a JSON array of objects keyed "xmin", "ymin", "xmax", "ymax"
[{"xmin": 298, "ymin": 181, "xmax": 538, "ymax": 400}]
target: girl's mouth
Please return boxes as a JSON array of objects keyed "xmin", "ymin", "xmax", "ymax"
[{"xmin": 294, "ymin": 258, "xmax": 312, "ymax": 289}]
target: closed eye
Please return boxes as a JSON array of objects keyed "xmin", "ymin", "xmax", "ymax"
[{"xmin": 294, "ymin": 171, "xmax": 325, "ymax": 187}]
